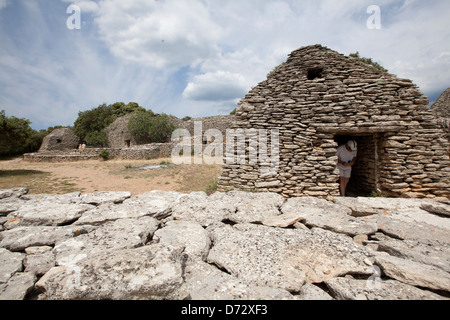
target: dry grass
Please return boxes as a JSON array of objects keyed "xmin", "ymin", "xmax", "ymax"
[{"xmin": 0, "ymin": 157, "xmax": 222, "ymax": 196}]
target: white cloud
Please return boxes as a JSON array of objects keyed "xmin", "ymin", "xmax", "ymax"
[
  {"xmin": 61, "ymin": 0, "xmax": 99, "ymax": 13},
  {"xmin": 94, "ymin": 0, "xmax": 222, "ymax": 69},
  {"xmin": 2, "ymin": 0, "xmax": 450, "ymax": 129},
  {"xmin": 0, "ymin": 0, "xmax": 8, "ymax": 11},
  {"xmin": 183, "ymin": 71, "xmax": 248, "ymax": 102}
]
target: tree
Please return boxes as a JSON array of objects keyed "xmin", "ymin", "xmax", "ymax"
[
  {"xmin": 0, "ymin": 110, "xmax": 39, "ymax": 155},
  {"xmin": 128, "ymin": 111, "xmax": 176, "ymax": 144},
  {"xmin": 73, "ymin": 102, "xmax": 146, "ymax": 147},
  {"xmin": 349, "ymin": 52, "xmax": 388, "ymax": 73}
]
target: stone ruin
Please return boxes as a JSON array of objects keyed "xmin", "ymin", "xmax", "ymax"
[
  {"xmin": 28, "ymin": 115, "xmax": 235, "ymax": 162},
  {"xmin": 38, "ymin": 128, "xmax": 79, "ymax": 152},
  {"xmin": 431, "ymin": 87, "xmax": 450, "ymax": 142},
  {"xmin": 218, "ymin": 44, "xmax": 450, "ymax": 199}
]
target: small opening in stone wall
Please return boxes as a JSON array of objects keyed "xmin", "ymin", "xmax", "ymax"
[
  {"xmin": 56, "ymin": 139, "xmax": 62, "ymax": 144},
  {"xmin": 307, "ymin": 68, "xmax": 323, "ymax": 80},
  {"xmin": 125, "ymin": 140, "xmax": 131, "ymax": 148}
]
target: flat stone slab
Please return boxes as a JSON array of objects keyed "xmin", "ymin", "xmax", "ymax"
[
  {"xmin": 0, "ymin": 225, "xmax": 96, "ymax": 252},
  {"xmin": 325, "ymin": 277, "xmax": 446, "ymax": 300},
  {"xmin": 282, "ymin": 197, "xmax": 378, "ymax": 236},
  {"xmin": 79, "ymin": 191, "xmax": 131, "ymax": 205},
  {"xmin": 0, "ymin": 188, "xmax": 449, "ymax": 300},
  {"xmin": 153, "ymin": 220, "xmax": 210, "ymax": 261},
  {"xmin": 54, "ymin": 217, "xmax": 160, "ymax": 266},
  {"xmin": 185, "ymin": 260, "xmax": 296, "ymax": 300},
  {"xmin": 0, "ymin": 248, "xmax": 24, "ymax": 284},
  {"xmin": 375, "ymin": 254, "xmax": 450, "ymax": 292},
  {"xmin": 207, "ymin": 223, "xmax": 374, "ymax": 292},
  {"xmin": 36, "ymin": 244, "xmax": 189, "ymax": 300},
  {"xmin": 4, "ymin": 202, "xmax": 94, "ymax": 229}
]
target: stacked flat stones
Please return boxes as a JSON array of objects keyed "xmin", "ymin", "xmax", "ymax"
[{"xmin": 218, "ymin": 44, "xmax": 449, "ymax": 199}]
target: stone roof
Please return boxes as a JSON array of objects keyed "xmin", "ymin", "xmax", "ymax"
[
  {"xmin": 431, "ymin": 88, "xmax": 450, "ymax": 118},
  {"xmin": 38, "ymin": 128, "xmax": 79, "ymax": 152}
]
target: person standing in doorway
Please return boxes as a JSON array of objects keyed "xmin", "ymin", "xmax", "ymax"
[{"xmin": 337, "ymin": 140, "xmax": 358, "ymax": 196}]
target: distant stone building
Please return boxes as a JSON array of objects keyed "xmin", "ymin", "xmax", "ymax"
[
  {"xmin": 106, "ymin": 114, "xmax": 235, "ymax": 148},
  {"xmin": 431, "ymin": 88, "xmax": 450, "ymax": 142},
  {"xmin": 38, "ymin": 128, "xmax": 79, "ymax": 152},
  {"xmin": 106, "ymin": 114, "xmax": 139, "ymax": 149},
  {"xmin": 218, "ymin": 45, "xmax": 450, "ymax": 199}
]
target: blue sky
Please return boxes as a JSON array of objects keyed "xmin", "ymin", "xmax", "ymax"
[{"xmin": 0, "ymin": 0, "xmax": 449, "ymax": 130}]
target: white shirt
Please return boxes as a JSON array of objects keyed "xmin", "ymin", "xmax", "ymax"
[{"xmin": 337, "ymin": 144, "xmax": 357, "ymax": 163}]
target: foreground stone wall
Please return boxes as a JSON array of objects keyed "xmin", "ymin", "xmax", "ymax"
[
  {"xmin": 218, "ymin": 45, "xmax": 450, "ymax": 199},
  {"xmin": 1, "ymin": 187, "xmax": 449, "ymax": 300}
]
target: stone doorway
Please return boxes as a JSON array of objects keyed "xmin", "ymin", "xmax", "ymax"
[{"xmin": 334, "ymin": 134, "xmax": 383, "ymax": 196}]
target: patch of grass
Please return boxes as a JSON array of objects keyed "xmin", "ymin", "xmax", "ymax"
[
  {"xmin": 205, "ymin": 178, "xmax": 218, "ymax": 195},
  {"xmin": 0, "ymin": 169, "xmax": 47, "ymax": 177}
]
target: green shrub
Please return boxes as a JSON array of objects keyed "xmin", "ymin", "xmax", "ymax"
[
  {"xmin": 128, "ymin": 111, "xmax": 176, "ymax": 144},
  {"xmin": 349, "ymin": 52, "xmax": 388, "ymax": 73},
  {"xmin": 74, "ymin": 102, "xmax": 146, "ymax": 147},
  {"xmin": 99, "ymin": 150, "xmax": 109, "ymax": 161}
]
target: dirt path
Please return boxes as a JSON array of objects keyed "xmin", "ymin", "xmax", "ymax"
[{"xmin": 0, "ymin": 157, "xmax": 222, "ymax": 196}]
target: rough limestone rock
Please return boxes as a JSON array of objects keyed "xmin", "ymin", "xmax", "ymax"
[
  {"xmin": 375, "ymin": 254, "xmax": 450, "ymax": 292},
  {"xmin": 171, "ymin": 192, "xmax": 234, "ymax": 226},
  {"xmin": 207, "ymin": 223, "xmax": 374, "ymax": 292},
  {"xmin": 153, "ymin": 220, "xmax": 210, "ymax": 261},
  {"xmin": 79, "ymin": 191, "xmax": 132, "ymax": 205},
  {"xmin": 325, "ymin": 277, "xmax": 445, "ymax": 300},
  {"xmin": 37, "ymin": 244, "xmax": 189, "ymax": 300},
  {"xmin": 0, "ymin": 225, "xmax": 96, "ymax": 252},
  {"xmin": 185, "ymin": 260, "xmax": 296, "ymax": 300},
  {"xmin": 171, "ymin": 191, "xmax": 284, "ymax": 226},
  {"xmin": 0, "ymin": 188, "xmax": 449, "ymax": 300},
  {"xmin": 297, "ymin": 283, "xmax": 334, "ymax": 300},
  {"xmin": 54, "ymin": 217, "xmax": 159, "ymax": 266},
  {"xmin": 0, "ymin": 248, "xmax": 24, "ymax": 284},
  {"xmin": 75, "ymin": 191, "xmax": 182, "ymax": 225},
  {"xmin": 222, "ymin": 190, "xmax": 285, "ymax": 224},
  {"xmin": 281, "ymin": 197, "xmax": 378, "ymax": 236},
  {"xmin": 0, "ymin": 272, "xmax": 36, "ymax": 300},
  {"xmin": 4, "ymin": 201, "xmax": 94, "ymax": 229},
  {"xmin": 23, "ymin": 250, "xmax": 55, "ymax": 276},
  {"xmin": 374, "ymin": 233, "xmax": 450, "ymax": 273}
]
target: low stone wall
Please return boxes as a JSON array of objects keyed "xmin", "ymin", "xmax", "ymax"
[{"xmin": 23, "ymin": 143, "xmax": 179, "ymax": 162}]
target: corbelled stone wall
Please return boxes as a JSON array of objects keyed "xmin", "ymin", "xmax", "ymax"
[
  {"xmin": 38, "ymin": 128, "xmax": 79, "ymax": 152},
  {"xmin": 431, "ymin": 88, "xmax": 450, "ymax": 142},
  {"xmin": 24, "ymin": 143, "xmax": 178, "ymax": 162},
  {"xmin": 218, "ymin": 45, "xmax": 450, "ymax": 199},
  {"xmin": 106, "ymin": 114, "xmax": 234, "ymax": 149}
]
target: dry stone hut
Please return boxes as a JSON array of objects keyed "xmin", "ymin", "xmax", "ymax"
[
  {"xmin": 431, "ymin": 88, "xmax": 450, "ymax": 142},
  {"xmin": 218, "ymin": 45, "xmax": 450, "ymax": 199},
  {"xmin": 106, "ymin": 114, "xmax": 139, "ymax": 148},
  {"xmin": 38, "ymin": 127, "xmax": 79, "ymax": 152}
]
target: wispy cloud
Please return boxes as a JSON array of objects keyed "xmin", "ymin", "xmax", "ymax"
[{"xmin": 0, "ymin": 0, "xmax": 449, "ymax": 129}]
